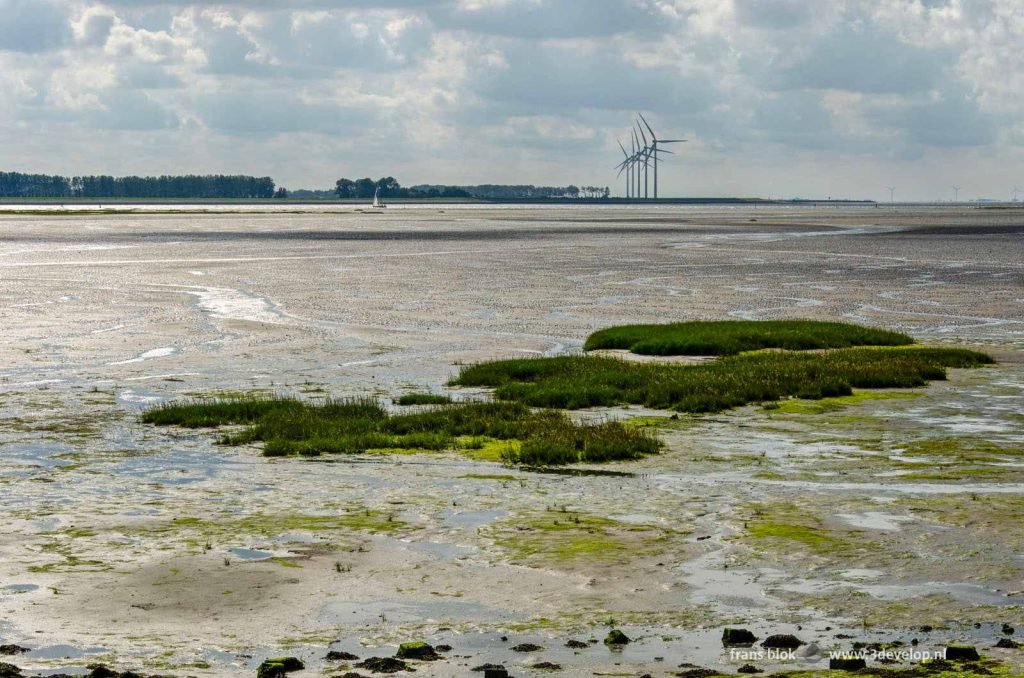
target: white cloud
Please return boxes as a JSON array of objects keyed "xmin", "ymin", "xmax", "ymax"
[{"xmin": 0, "ymin": 0, "xmax": 1020, "ymax": 200}]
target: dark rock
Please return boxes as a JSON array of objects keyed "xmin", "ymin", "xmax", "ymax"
[
  {"xmin": 0, "ymin": 663, "xmax": 21, "ymax": 678},
  {"xmin": 510, "ymin": 643, "xmax": 543, "ymax": 653},
  {"xmin": 88, "ymin": 666, "xmax": 118, "ymax": 678},
  {"xmin": 256, "ymin": 657, "xmax": 305, "ymax": 678},
  {"xmin": 995, "ymin": 638, "xmax": 1020, "ymax": 649},
  {"xmin": 433, "ymin": 644, "xmax": 452, "ymax": 653},
  {"xmin": 920, "ymin": 625, "xmax": 933, "ymax": 633},
  {"xmin": 483, "ymin": 670, "xmax": 508, "ymax": 678},
  {"xmin": 675, "ymin": 669, "xmax": 719, "ymax": 678},
  {"xmin": 945, "ymin": 645, "xmax": 981, "ymax": 661},
  {"xmin": 761, "ymin": 634, "xmax": 804, "ymax": 649},
  {"xmin": 1003, "ymin": 623, "xmax": 1015, "ymax": 636},
  {"xmin": 395, "ymin": 642, "xmax": 438, "ymax": 661},
  {"xmin": 0, "ymin": 648, "xmax": 28, "ymax": 657},
  {"xmin": 471, "ymin": 664, "xmax": 505, "ymax": 672},
  {"xmin": 326, "ymin": 650, "xmax": 360, "ymax": 661},
  {"xmin": 340, "ymin": 674, "xmax": 371, "ymax": 678},
  {"xmin": 721, "ymin": 628, "xmax": 757, "ymax": 646},
  {"xmin": 564, "ymin": 640, "xmax": 588, "ymax": 649},
  {"xmin": 354, "ymin": 657, "xmax": 410, "ymax": 674},
  {"xmin": 530, "ymin": 661, "xmax": 561, "ymax": 670},
  {"xmin": 737, "ymin": 665, "xmax": 763, "ymax": 674},
  {"xmin": 603, "ymin": 629, "xmax": 630, "ymax": 646},
  {"xmin": 829, "ymin": 657, "xmax": 867, "ymax": 671}
]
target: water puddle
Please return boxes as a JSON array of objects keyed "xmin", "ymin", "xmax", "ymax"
[
  {"xmin": 443, "ymin": 509, "xmax": 507, "ymax": 528},
  {"xmin": 108, "ymin": 347, "xmax": 176, "ymax": 366},
  {"xmin": 836, "ymin": 511, "xmax": 914, "ymax": 531},
  {"xmin": 25, "ymin": 644, "xmax": 108, "ymax": 659},
  {"xmin": 228, "ymin": 547, "xmax": 274, "ymax": 561}
]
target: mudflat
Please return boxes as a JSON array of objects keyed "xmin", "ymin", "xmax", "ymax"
[{"xmin": 1, "ymin": 204, "xmax": 1022, "ymax": 677}]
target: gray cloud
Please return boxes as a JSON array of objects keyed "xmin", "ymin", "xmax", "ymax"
[
  {"xmin": 0, "ymin": 0, "xmax": 1020, "ymax": 200},
  {"xmin": 0, "ymin": 0, "xmax": 72, "ymax": 52}
]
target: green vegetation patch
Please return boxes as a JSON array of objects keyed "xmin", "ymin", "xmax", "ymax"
[
  {"xmin": 583, "ymin": 320, "xmax": 914, "ymax": 356},
  {"xmin": 487, "ymin": 508, "xmax": 672, "ymax": 563},
  {"xmin": 143, "ymin": 397, "xmax": 660, "ymax": 465},
  {"xmin": 766, "ymin": 389, "xmax": 922, "ymax": 414},
  {"xmin": 451, "ymin": 347, "xmax": 992, "ymax": 413},
  {"xmin": 744, "ymin": 503, "xmax": 858, "ymax": 556},
  {"xmin": 899, "ymin": 437, "xmax": 1024, "ymax": 462}
]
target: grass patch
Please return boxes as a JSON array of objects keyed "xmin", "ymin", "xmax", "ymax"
[
  {"xmin": 766, "ymin": 389, "xmax": 922, "ymax": 414},
  {"xmin": 488, "ymin": 508, "xmax": 669, "ymax": 563},
  {"xmin": 451, "ymin": 347, "xmax": 992, "ymax": 413},
  {"xmin": 395, "ymin": 392, "xmax": 453, "ymax": 405},
  {"xmin": 583, "ymin": 320, "xmax": 914, "ymax": 356},
  {"xmin": 143, "ymin": 397, "xmax": 660, "ymax": 465}
]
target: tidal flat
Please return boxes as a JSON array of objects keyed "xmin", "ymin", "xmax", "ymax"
[{"xmin": 1, "ymin": 204, "xmax": 1022, "ymax": 677}]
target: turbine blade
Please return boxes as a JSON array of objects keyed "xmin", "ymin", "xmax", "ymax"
[
  {"xmin": 638, "ymin": 112, "xmax": 655, "ymax": 140},
  {"xmin": 636, "ymin": 122, "xmax": 648, "ymax": 146},
  {"xmin": 660, "ymin": 139, "xmax": 687, "ymax": 143},
  {"xmin": 617, "ymin": 140, "xmax": 628, "ymax": 157}
]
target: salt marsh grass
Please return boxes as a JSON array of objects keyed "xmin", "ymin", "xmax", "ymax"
[
  {"xmin": 395, "ymin": 393, "xmax": 453, "ymax": 405},
  {"xmin": 583, "ymin": 320, "xmax": 914, "ymax": 356},
  {"xmin": 452, "ymin": 347, "xmax": 993, "ymax": 413},
  {"xmin": 143, "ymin": 397, "xmax": 659, "ymax": 465}
]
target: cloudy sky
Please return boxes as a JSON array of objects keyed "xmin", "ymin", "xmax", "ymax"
[{"xmin": 1, "ymin": 0, "xmax": 1021, "ymax": 200}]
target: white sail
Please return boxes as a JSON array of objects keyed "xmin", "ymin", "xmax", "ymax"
[{"xmin": 372, "ymin": 187, "xmax": 383, "ymax": 208}]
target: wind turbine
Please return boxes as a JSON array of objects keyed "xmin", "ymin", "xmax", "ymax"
[
  {"xmin": 638, "ymin": 113, "xmax": 686, "ymax": 200},
  {"xmin": 616, "ymin": 140, "xmax": 632, "ymax": 198},
  {"xmin": 887, "ymin": 186, "xmax": 895, "ymax": 207},
  {"xmin": 636, "ymin": 122, "xmax": 651, "ymax": 199},
  {"xmin": 632, "ymin": 128, "xmax": 644, "ymax": 199},
  {"xmin": 953, "ymin": 186, "xmax": 960, "ymax": 202},
  {"xmin": 1013, "ymin": 186, "xmax": 1020, "ymax": 202}
]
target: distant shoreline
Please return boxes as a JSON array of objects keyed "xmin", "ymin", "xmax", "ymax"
[{"xmin": 0, "ymin": 196, "xmax": 880, "ymax": 206}]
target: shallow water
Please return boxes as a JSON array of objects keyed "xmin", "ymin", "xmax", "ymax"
[{"xmin": 1, "ymin": 205, "xmax": 1022, "ymax": 676}]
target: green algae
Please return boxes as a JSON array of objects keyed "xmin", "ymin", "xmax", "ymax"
[
  {"xmin": 767, "ymin": 389, "xmax": 922, "ymax": 414},
  {"xmin": 487, "ymin": 508, "xmax": 673, "ymax": 563},
  {"xmin": 743, "ymin": 504, "xmax": 861, "ymax": 555}
]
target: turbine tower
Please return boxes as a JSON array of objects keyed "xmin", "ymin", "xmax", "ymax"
[
  {"xmin": 953, "ymin": 186, "xmax": 960, "ymax": 202},
  {"xmin": 888, "ymin": 186, "xmax": 895, "ymax": 206},
  {"xmin": 1013, "ymin": 186, "xmax": 1020, "ymax": 202},
  {"xmin": 638, "ymin": 113, "xmax": 686, "ymax": 200},
  {"xmin": 632, "ymin": 128, "xmax": 643, "ymax": 199}
]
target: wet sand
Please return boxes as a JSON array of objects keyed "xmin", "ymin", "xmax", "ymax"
[{"xmin": 0, "ymin": 204, "xmax": 1022, "ymax": 676}]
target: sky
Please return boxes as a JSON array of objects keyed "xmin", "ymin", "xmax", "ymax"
[{"xmin": 1, "ymin": 0, "xmax": 1022, "ymax": 200}]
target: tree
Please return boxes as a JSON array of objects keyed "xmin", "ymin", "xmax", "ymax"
[{"xmin": 335, "ymin": 178, "xmax": 356, "ymax": 198}]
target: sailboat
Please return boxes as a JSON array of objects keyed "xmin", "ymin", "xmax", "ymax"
[{"xmin": 372, "ymin": 187, "xmax": 387, "ymax": 209}]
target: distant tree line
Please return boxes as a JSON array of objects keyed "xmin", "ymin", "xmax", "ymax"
[
  {"xmin": 417, "ymin": 184, "xmax": 610, "ymax": 200},
  {"xmin": 335, "ymin": 177, "xmax": 609, "ymax": 200},
  {"xmin": 0, "ymin": 171, "xmax": 275, "ymax": 199},
  {"xmin": 335, "ymin": 177, "xmax": 471, "ymax": 199}
]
